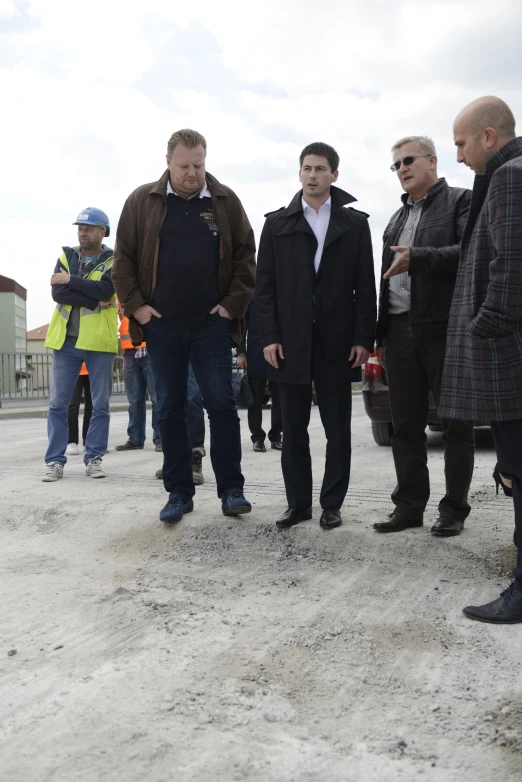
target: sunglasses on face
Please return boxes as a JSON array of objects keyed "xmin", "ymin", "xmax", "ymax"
[{"xmin": 390, "ymin": 154, "xmax": 432, "ymax": 172}]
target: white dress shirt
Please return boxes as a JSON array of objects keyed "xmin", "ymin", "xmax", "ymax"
[{"xmin": 302, "ymin": 196, "xmax": 331, "ymax": 272}]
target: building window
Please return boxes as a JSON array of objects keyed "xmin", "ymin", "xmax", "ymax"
[
  {"xmin": 14, "ymin": 294, "xmax": 26, "ymax": 310},
  {"xmin": 15, "ymin": 316, "xmax": 26, "ymax": 329},
  {"xmin": 16, "ymin": 336, "xmax": 26, "ymax": 350}
]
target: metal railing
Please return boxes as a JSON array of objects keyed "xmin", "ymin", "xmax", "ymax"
[{"xmin": 0, "ymin": 352, "xmax": 124, "ymax": 402}]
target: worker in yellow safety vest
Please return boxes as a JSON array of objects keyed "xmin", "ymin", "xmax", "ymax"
[{"xmin": 42, "ymin": 207, "xmax": 117, "ymax": 482}]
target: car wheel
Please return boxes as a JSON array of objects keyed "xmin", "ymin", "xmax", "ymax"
[{"xmin": 371, "ymin": 421, "xmax": 394, "ymax": 446}]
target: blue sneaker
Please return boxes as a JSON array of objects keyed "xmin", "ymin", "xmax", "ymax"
[
  {"xmin": 222, "ymin": 490, "xmax": 252, "ymax": 516},
  {"xmin": 159, "ymin": 495, "xmax": 194, "ymax": 523}
]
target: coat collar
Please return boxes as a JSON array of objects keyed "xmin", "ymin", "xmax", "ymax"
[
  {"xmin": 400, "ymin": 177, "xmax": 447, "ymax": 206},
  {"xmin": 283, "ymin": 184, "xmax": 357, "ymax": 217},
  {"xmin": 485, "ymin": 136, "xmax": 522, "ymax": 175},
  {"xmin": 461, "ymin": 137, "xmax": 522, "ymax": 247},
  {"xmin": 274, "ymin": 185, "xmax": 358, "ymax": 251},
  {"xmin": 148, "ymin": 169, "xmax": 229, "ymax": 198}
]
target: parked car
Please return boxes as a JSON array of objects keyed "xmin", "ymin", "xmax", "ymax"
[{"xmin": 362, "ymin": 351, "xmax": 440, "ymax": 446}]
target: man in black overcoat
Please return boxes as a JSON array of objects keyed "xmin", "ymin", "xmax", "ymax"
[{"xmin": 256, "ymin": 142, "xmax": 376, "ymax": 529}]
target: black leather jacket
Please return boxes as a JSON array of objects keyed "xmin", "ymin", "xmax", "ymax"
[{"xmin": 375, "ymin": 178, "xmax": 471, "ymax": 346}]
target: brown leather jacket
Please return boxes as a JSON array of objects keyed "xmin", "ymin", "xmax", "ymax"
[{"xmin": 112, "ymin": 169, "xmax": 256, "ymax": 346}]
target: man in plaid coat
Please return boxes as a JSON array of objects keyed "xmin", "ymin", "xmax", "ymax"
[{"xmin": 439, "ymin": 96, "xmax": 522, "ymax": 624}]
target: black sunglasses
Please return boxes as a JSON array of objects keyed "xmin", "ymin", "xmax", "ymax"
[{"xmin": 390, "ymin": 154, "xmax": 432, "ymax": 172}]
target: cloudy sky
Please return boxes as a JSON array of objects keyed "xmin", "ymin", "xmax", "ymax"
[{"xmin": 1, "ymin": 0, "xmax": 521, "ymax": 329}]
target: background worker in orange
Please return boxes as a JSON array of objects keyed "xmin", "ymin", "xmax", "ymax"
[{"xmin": 115, "ymin": 309, "xmax": 161, "ymax": 452}]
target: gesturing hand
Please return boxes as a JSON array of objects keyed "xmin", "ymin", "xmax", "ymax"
[
  {"xmin": 263, "ymin": 343, "xmax": 284, "ymax": 369},
  {"xmin": 133, "ymin": 304, "xmax": 162, "ymax": 324},
  {"xmin": 349, "ymin": 345, "xmax": 370, "ymax": 368},
  {"xmin": 383, "ymin": 246, "xmax": 411, "ymax": 279}
]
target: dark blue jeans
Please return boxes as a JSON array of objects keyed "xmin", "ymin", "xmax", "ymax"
[
  {"xmin": 144, "ymin": 315, "xmax": 243, "ymax": 498},
  {"xmin": 123, "ymin": 350, "xmax": 160, "ymax": 446}
]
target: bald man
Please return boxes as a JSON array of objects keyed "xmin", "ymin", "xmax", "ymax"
[{"xmin": 439, "ymin": 96, "xmax": 522, "ymax": 624}]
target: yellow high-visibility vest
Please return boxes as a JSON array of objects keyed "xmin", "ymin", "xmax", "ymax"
[{"xmin": 45, "ymin": 247, "xmax": 118, "ymax": 353}]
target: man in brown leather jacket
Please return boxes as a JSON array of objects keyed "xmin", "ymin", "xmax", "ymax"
[{"xmin": 113, "ymin": 128, "xmax": 256, "ymax": 523}]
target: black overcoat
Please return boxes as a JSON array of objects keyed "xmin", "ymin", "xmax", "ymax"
[{"xmin": 256, "ymin": 186, "xmax": 377, "ymax": 385}]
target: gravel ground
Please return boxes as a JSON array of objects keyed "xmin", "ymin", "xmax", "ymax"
[{"xmin": 1, "ymin": 397, "xmax": 521, "ymax": 781}]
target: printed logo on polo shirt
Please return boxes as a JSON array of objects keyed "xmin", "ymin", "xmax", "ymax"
[{"xmin": 200, "ymin": 210, "xmax": 219, "ymax": 234}]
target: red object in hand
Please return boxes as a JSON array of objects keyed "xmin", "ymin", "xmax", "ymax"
[{"xmin": 364, "ymin": 351, "xmax": 382, "ymax": 377}]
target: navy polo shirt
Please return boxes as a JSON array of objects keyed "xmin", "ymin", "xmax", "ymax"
[{"xmin": 152, "ymin": 193, "xmax": 221, "ymax": 329}]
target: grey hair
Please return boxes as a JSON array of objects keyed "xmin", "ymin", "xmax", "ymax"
[{"xmin": 391, "ymin": 135, "xmax": 437, "ymax": 157}]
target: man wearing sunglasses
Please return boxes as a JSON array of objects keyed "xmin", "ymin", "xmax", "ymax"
[{"xmin": 374, "ymin": 136, "xmax": 474, "ymax": 537}]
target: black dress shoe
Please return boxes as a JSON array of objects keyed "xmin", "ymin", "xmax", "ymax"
[
  {"xmin": 276, "ymin": 507, "xmax": 312, "ymax": 528},
  {"xmin": 253, "ymin": 440, "xmax": 266, "ymax": 453},
  {"xmin": 374, "ymin": 510, "xmax": 423, "ymax": 533},
  {"xmin": 431, "ymin": 515, "xmax": 464, "ymax": 537},
  {"xmin": 463, "ymin": 583, "xmax": 522, "ymax": 624},
  {"xmin": 271, "ymin": 440, "xmax": 283, "ymax": 451},
  {"xmin": 320, "ymin": 508, "xmax": 342, "ymax": 529}
]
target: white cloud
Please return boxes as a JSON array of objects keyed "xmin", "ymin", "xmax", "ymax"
[{"xmin": 0, "ymin": 0, "xmax": 520, "ymax": 329}]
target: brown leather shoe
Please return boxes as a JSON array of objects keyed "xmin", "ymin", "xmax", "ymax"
[
  {"xmin": 374, "ymin": 510, "xmax": 423, "ymax": 533},
  {"xmin": 431, "ymin": 515, "xmax": 464, "ymax": 537},
  {"xmin": 192, "ymin": 451, "xmax": 204, "ymax": 485},
  {"xmin": 115, "ymin": 440, "xmax": 143, "ymax": 451}
]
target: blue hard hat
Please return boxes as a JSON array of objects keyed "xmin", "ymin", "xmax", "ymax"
[{"xmin": 73, "ymin": 207, "xmax": 111, "ymax": 237}]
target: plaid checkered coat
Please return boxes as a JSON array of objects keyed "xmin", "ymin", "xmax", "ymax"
[{"xmin": 439, "ymin": 137, "xmax": 522, "ymax": 422}]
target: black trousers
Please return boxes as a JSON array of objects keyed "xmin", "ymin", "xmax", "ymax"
[
  {"xmin": 247, "ymin": 378, "xmax": 282, "ymax": 443},
  {"xmin": 385, "ymin": 315, "xmax": 475, "ymax": 521},
  {"xmin": 278, "ymin": 335, "xmax": 352, "ymax": 510},
  {"xmin": 67, "ymin": 374, "xmax": 92, "ymax": 445},
  {"xmin": 491, "ymin": 419, "xmax": 522, "ymax": 588}
]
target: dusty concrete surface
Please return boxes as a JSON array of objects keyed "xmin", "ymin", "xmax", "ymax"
[{"xmin": 1, "ymin": 398, "xmax": 521, "ymax": 781}]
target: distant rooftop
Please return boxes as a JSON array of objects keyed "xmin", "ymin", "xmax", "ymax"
[
  {"xmin": 0, "ymin": 275, "xmax": 27, "ymax": 300},
  {"xmin": 27, "ymin": 324, "xmax": 50, "ymax": 340}
]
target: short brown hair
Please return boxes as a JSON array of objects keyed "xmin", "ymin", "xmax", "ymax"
[
  {"xmin": 299, "ymin": 142, "xmax": 339, "ymax": 172},
  {"xmin": 167, "ymin": 128, "xmax": 207, "ymax": 156}
]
